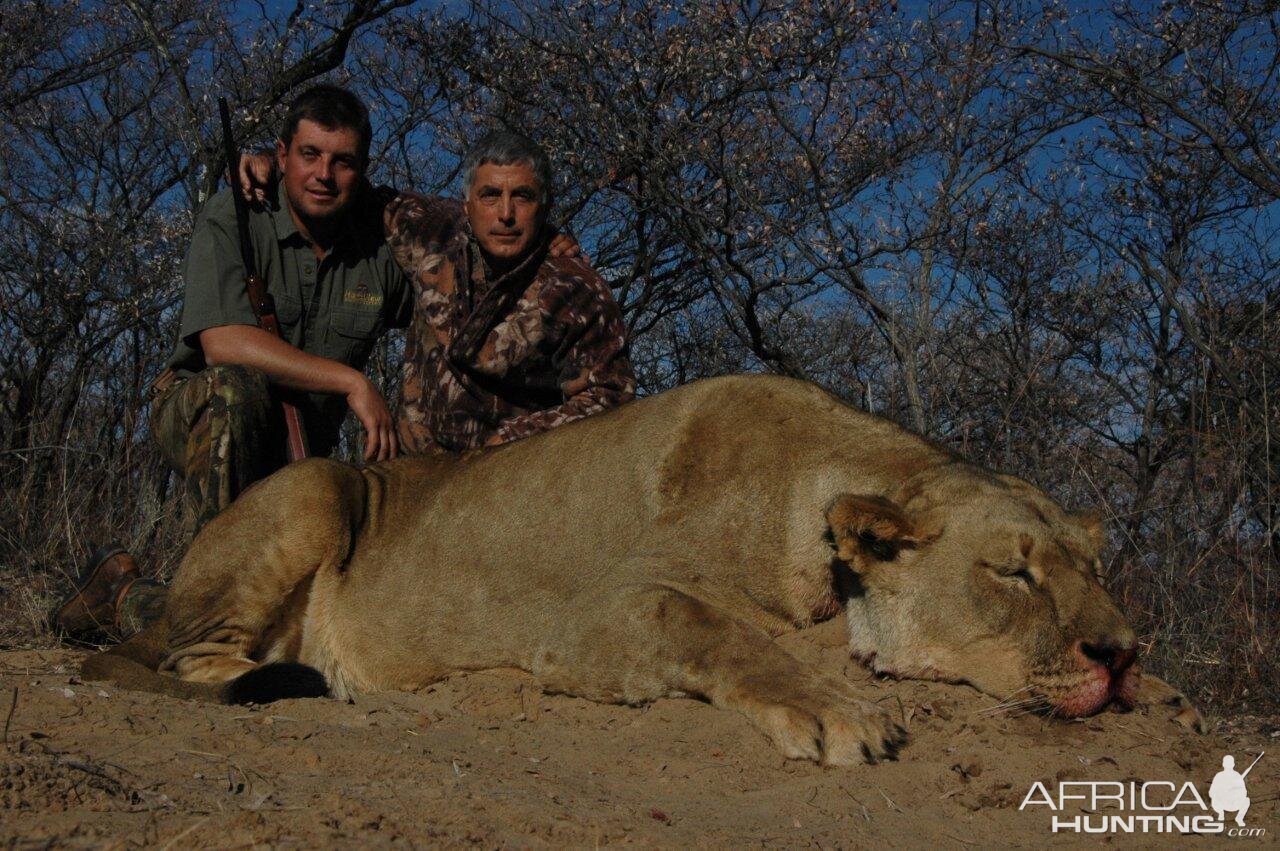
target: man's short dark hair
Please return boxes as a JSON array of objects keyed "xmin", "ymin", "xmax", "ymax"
[
  {"xmin": 279, "ymin": 84, "xmax": 372, "ymax": 165},
  {"xmin": 462, "ymin": 131, "xmax": 553, "ymax": 206}
]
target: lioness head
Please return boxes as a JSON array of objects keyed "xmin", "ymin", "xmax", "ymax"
[{"xmin": 827, "ymin": 466, "xmax": 1139, "ymax": 717}]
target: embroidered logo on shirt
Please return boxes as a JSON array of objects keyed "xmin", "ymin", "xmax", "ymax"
[{"xmin": 344, "ymin": 281, "xmax": 382, "ymax": 307}]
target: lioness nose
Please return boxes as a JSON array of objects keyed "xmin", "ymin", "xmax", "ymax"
[{"xmin": 1078, "ymin": 639, "xmax": 1137, "ymax": 674}]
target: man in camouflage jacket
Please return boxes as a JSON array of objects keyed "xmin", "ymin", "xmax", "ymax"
[{"xmin": 384, "ymin": 131, "xmax": 635, "ymax": 454}]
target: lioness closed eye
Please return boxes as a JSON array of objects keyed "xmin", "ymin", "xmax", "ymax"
[{"xmin": 85, "ymin": 375, "xmax": 1191, "ymax": 766}]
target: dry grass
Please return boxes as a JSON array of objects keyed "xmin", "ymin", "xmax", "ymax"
[{"xmin": 1118, "ymin": 542, "xmax": 1278, "ymax": 716}]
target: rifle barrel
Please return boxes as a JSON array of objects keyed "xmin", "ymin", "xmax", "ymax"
[{"xmin": 217, "ymin": 97, "xmax": 256, "ymax": 276}]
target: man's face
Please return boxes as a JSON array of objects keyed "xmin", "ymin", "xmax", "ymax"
[
  {"xmin": 464, "ymin": 161, "xmax": 545, "ymax": 263},
  {"xmin": 276, "ymin": 118, "xmax": 364, "ymax": 224}
]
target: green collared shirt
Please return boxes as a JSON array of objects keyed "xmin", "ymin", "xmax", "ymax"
[{"xmin": 166, "ymin": 181, "xmax": 411, "ymax": 452}]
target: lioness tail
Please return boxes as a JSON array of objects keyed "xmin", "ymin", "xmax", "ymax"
[{"xmin": 224, "ymin": 662, "xmax": 328, "ymax": 704}]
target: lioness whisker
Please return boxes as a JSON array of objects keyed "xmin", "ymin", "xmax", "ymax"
[
  {"xmin": 977, "ymin": 687, "xmax": 1037, "ymax": 715},
  {"xmin": 978, "ymin": 688, "xmax": 1055, "ymax": 717}
]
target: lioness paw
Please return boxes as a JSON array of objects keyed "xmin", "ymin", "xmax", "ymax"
[
  {"xmin": 758, "ymin": 704, "xmax": 824, "ymax": 762},
  {"xmin": 756, "ymin": 696, "xmax": 907, "ymax": 766},
  {"xmin": 819, "ymin": 699, "xmax": 908, "ymax": 766},
  {"xmin": 1166, "ymin": 693, "xmax": 1208, "ymax": 734},
  {"xmin": 1134, "ymin": 674, "xmax": 1208, "ymax": 734}
]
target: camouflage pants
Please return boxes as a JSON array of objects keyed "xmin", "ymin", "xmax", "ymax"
[{"xmin": 119, "ymin": 364, "xmax": 287, "ymax": 635}]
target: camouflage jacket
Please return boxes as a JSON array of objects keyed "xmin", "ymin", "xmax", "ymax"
[{"xmin": 384, "ymin": 193, "xmax": 636, "ymax": 454}]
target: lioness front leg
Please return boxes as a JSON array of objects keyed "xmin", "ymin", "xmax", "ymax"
[
  {"xmin": 162, "ymin": 458, "xmax": 366, "ymax": 684},
  {"xmin": 530, "ymin": 582, "xmax": 906, "ymax": 765}
]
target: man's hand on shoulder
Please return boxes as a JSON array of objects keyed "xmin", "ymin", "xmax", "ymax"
[
  {"xmin": 235, "ymin": 151, "xmax": 276, "ymax": 205},
  {"xmin": 548, "ymin": 231, "xmax": 586, "ymax": 261}
]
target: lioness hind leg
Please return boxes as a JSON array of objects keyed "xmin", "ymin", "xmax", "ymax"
[
  {"xmin": 531, "ymin": 582, "xmax": 906, "ymax": 765},
  {"xmin": 161, "ymin": 458, "xmax": 366, "ymax": 686}
]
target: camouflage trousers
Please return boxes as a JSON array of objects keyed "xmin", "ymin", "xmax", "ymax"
[{"xmin": 118, "ymin": 364, "xmax": 288, "ymax": 635}]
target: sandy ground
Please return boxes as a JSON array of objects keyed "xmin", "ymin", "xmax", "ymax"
[{"xmin": 1, "ymin": 619, "xmax": 1274, "ymax": 848}]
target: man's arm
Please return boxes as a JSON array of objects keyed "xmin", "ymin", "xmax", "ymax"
[
  {"xmin": 200, "ymin": 325, "xmax": 397, "ymax": 461},
  {"xmin": 489, "ymin": 258, "xmax": 636, "ymax": 445}
]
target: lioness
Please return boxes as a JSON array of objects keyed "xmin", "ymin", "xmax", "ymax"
[{"xmin": 87, "ymin": 375, "xmax": 1172, "ymax": 765}]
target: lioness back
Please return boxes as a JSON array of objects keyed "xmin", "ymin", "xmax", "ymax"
[{"xmin": 321, "ymin": 375, "xmax": 948, "ymax": 687}]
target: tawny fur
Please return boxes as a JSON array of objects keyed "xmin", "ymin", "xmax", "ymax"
[{"xmin": 84, "ymin": 375, "xmax": 1203, "ymax": 764}]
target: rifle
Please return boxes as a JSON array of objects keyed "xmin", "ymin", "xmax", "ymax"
[{"xmin": 218, "ymin": 97, "xmax": 309, "ymax": 463}]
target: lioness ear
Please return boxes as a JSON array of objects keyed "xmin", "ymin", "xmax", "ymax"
[
  {"xmin": 1070, "ymin": 509, "xmax": 1106, "ymax": 553},
  {"xmin": 825, "ymin": 494, "xmax": 928, "ymax": 570}
]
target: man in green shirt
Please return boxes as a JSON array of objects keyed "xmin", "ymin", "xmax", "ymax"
[
  {"xmin": 163, "ymin": 87, "xmax": 412, "ymax": 472},
  {"xmin": 55, "ymin": 85, "xmax": 412, "ymax": 638}
]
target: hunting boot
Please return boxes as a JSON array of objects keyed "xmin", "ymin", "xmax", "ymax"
[{"xmin": 51, "ymin": 545, "xmax": 164, "ymax": 641}]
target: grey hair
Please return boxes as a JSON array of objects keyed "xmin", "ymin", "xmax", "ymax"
[{"xmin": 461, "ymin": 131, "xmax": 553, "ymax": 206}]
